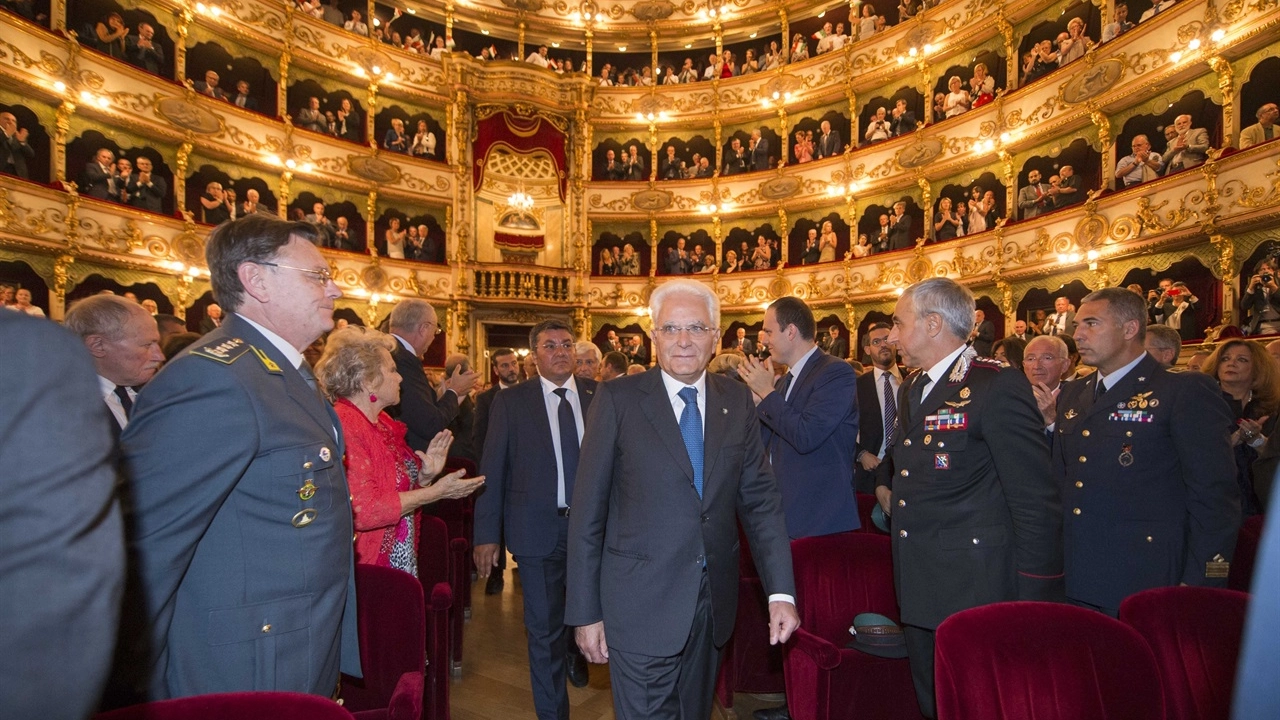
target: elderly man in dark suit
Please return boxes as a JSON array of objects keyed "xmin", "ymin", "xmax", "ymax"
[
  {"xmin": 116, "ymin": 214, "xmax": 361, "ymax": 701},
  {"xmin": 816, "ymin": 120, "xmax": 843, "ymax": 158},
  {"xmin": 970, "ymin": 308, "xmax": 995, "ymax": 356},
  {"xmin": 1054, "ymin": 287, "xmax": 1239, "ymax": 616},
  {"xmin": 730, "ymin": 326, "xmax": 755, "ymax": 356},
  {"xmin": 879, "ymin": 277, "xmax": 1063, "ymax": 718},
  {"xmin": 750, "ymin": 128, "xmax": 771, "ymax": 172},
  {"xmin": 125, "ymin": 22, "xmax": 165, "ymax": 75},
  {"xmin": 887, "ymin": 201, "xmax": 914, "ymax": 251},
  {"xmin": 854, "ymin": 322, "xmax": 900, "ymax": 494},
  {"xmin": 0, "ymin": 312, "xmax": 124, "ymax": 720},
  {"xmin": 568, "ymin": 280, "xmax": 798, "ymax": 720},
  {"xmin": 0, "ymin": 111, "xmax": 35, "ymax": 179},
  {"xmin": 821, "ymin": 325, "xmax": 848, "ymax": 358},
  {"xmin": 125, "ymin": 156, "xmax": 167, "ymax": 214},
  {"xmin": 63, "ymin": 294, "xmax": 164, "ymax": 437},
  {"xmin": 81, "ymin": 147, "xmax": 117, "ymax": 200},
  {"xmin": 741, "ymin": 296, "xmax": 860, "ymax": 540},
  {"xmin": 475, "ymin": 319, "xmax": 595, "ymax": 719},
  {"xmin": 385, "ymin": 298, "xmax": 478, "ymax": 453}
]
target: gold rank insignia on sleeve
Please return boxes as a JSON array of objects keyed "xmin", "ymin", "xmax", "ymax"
[
  {"xmin": 188, "ymin": 337, "xmax": 250, "ymax": 364},
  {"xmin": 250, "ymin": 346, "xmax": 283, "ymax": 374},
  {"xmin": 1206, "ymin": 554, "xmax": 1230, "ymax": 578}
]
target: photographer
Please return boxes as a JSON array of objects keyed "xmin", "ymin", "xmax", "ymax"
[
  {"xmin": 1159, "ymin": 281, "xmax": 1200, "ymax": 341},
  {"xmin": 1244, "ymin": 256, "xmax": 1280, "ymax": 336},
  {"xmin": 864, "ymin": 107, "xmax": 891, "ymax": 143}
]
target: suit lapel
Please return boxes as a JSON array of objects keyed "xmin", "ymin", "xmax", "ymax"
[
  {"xmin": 1080, "ymin": 355, "xmax": 1158, "ymax": 423},
  {"xmin": 518, "ymin": 380, "xmax": 556, "ymax": 457},
  {"xmin": 701, "ymin": 374, "xmax": 730, "ymax": 498},
  {"xmin": 228, "ymin": 316, "xmax": 334, "ymax": 439},
  {"xmin": 639, "ymin": 371, "xmax": 695, "ymax": 485},
  {"xmin": 909, "ymin": 353, "xmax": 967, "ymax": 434}
]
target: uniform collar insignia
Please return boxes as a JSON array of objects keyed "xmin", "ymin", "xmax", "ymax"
[
  {"xmin": 251, "ymin": 345, "xmax": 282, "ymax": 374},
  {"xmin": 948, "ymin": 346, "xmax": 978, "ymax": 384}
]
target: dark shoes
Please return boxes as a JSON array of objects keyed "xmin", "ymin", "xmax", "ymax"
[
  {"xmin": 752, "ymin": 706, "xmax": 791, "ymax": 720},
  {"xmin": 566, "ymin": 649, "xmax": 590, "ymax": 688},
  {"xmin": 484, "ymin": 571, "xmax": 504, "ymax": 595}
]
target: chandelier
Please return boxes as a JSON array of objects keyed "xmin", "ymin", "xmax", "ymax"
[{"xmin": 507, "ymin": 185, "xmax": 535, "ymax": 213}]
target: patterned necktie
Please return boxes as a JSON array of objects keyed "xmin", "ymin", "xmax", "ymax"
[
  {"xmin": 882, "ymin": 372, "xmax": 898, "ymax": 448},
  {"xmin": 113, "ymin": 385, "xmax": 134, "ymax": 417},
  {"xmin": 678, "ymin": 387, "xmax": 704, "ymax": 499},
  {"xmin": 553, "ymin": 388, "xmax": 579, "ymax": 504}
]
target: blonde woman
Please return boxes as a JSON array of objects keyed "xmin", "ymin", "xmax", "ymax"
[
  {"xmin": 943, "ymin": 75, "xmax": 971, "ymax": 118},
  {"xmin": 818, "ymin": 220, "xmax": 838, "ymax": 262}
]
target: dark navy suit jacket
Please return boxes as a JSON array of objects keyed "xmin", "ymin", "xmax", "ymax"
[
  {"xmin": 475, "ymin": 376, "xmax": 596, "ymax": 557},
  {"xmin": 756, "ymin": 348, "xmax": 860, "ymax": 538}
]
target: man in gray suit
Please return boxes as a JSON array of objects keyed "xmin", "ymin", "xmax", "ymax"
[
  {"xmin": 0, "ymin": 312, "xmax": 124, "ymax": 720},
  {"xmin": 568, "ymin": 280, "xmax": 799, "ymax": 720},
  {"xmin": 1044, "ymin": 295, "xmax": 1077, "ymax": 337},
  {"xmin": 1162, "ymin": 114, "xmax": 1211, "ymax": 173},
  {"xmin": 117, "ymin": 214, "xmax": 360, "ymax": 701}
]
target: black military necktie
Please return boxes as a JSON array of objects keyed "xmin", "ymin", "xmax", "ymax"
[
  {"xmin": 113, "ymin": 385, "xmax": 134, "ymax": 417},
  {"xmin": 1094, "ymin": 377, "xmax": 1107, "ymax": 401},
  {"xmin": 910, "ymin": 372, "xmax": 930, "ymax": 411}
]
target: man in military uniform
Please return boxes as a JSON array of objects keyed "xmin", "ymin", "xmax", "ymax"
[
  {"xmin": 1054, "ymin": 287, "xmax": 1239, "ymax": 616},
  {"xmin": 878, "ymin": 278, "xmax": 1062, "ymax": 719},
  {"xmin": 115, "ymin": 214, "xmax": 360, "ymax": 701}
]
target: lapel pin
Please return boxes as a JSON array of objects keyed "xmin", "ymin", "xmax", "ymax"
[
  {"xmin": 722, "ymin": 408, "xmax": 728, "ymax": 414},
  {"xmin": 1064, "ymin": 409, "xmax": 1078, "ymax": 419}
]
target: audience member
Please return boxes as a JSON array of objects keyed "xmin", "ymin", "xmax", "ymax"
[
  {"xmin": 1057, "ymin": 17, "xmax": 1088, "ymax": 66},
  {"xmin": 1023, "ymin": 334, "xmax": 1071, "ymax": 428},
  {"xmin": 1102, "ymin": 2, "xmax": 1134, "ymax": 41},
  {"xmin": 124, "ymin": 156, "xmax": 166, "ymax": 213},
  {"xmin": 1244, "ymin": 256, "xmax": 1280, "ymax": 335},
  {"xmin": 0, "ymin": 112, "xmax": 34, "ymax": 179},
  {"xmin": 192, "ymin": 70, "xmax": 226, "ymax": 101},
  {"xmin": 943, "ymin": 75, "xmax": 971, "ymax": 118},
  {"xmin": 1139, "ymin": 0, "xmax": 1176, "ymax": 22},
  {"xmin": 115, "ymin": 213, "xmax": 361, "ymax": 701},
  {"xmin": 9, "ymin": 286, "xmax": 42, "ymax": 317},
  {"xmin": 229, "ymin": 80, "xmax": 258, "ymax": 110},
  {"xmin": 1240, "ymin": 103, "xmax": 1278, "ymax": 150},
  {"xmin": 80, "ymin": 148, "xmax": 117, "ymax": 201},
  {"xmin": 749, "ymin": 128, "xmax": 770, "ymax": 171},
  {"xmin": 723, "ymin": 138, "xmax": 748, "ymax": 175},
  {"xmin": 198, "ymin": 302, "xmax": 222, "ymax": 333},
  {"xmin": 762, "ymin": 41, "xmax": 782, "ymax": 70},
  {"xmin": 0, "ymin": 311, "xmax": 124, "ymax": 720},
  {"xmin": 410, "ymin": 119, "xmax": 437, "ymax": 158},
  {"xmin": 1021, "ymin": 39, "xmax": 1056, "ymax": 84},
  {"xmin": 1144, "ymin": 323, "xmax": 1183, "ymax": 366},
  {"xmin": 790, "ymin": 32, "xmax": 809, "ymax": 63},
  {"xmin": 858, "ymin": 4, "xmax": 878, "ymax": 40},
  {"xmin": 889, "ymin": 98, "xmax": 916, "ymax": 136},
  {"xmin": 970, "ymin": 63, "xmax": 995, "ymax": 107},
  {"xmin": 933, "ymin": 197, "xmax": 962, "ymax": 240},
  {"xmin": 343, "ymin": 9, "xmax": 367, "ymax": 35},
  {"xmin": 888, "ymin": 201, "xmax": 914, "ymax": 250},
  {"xmin": 125, "ymin": 22, "xmax": 164, "ymax": 75},
  {"xmin": 1209, "ymin": 339, "xmax": 1278, "ymax": 518},
  {"xmin": 992, "ymin": 335, "xmax": 1026, "ymax": 369},
  {"xmin": 623, "ymin": 145, "xmax": 645, "ymax": 180},
  {"xmin": 659, "ymin": 145, "xmax": 683, "ymax": 180},
  {"xmin": 1017, "ymin": 169, "xmax": 1051, "ymax": 219},
  {"xmin": 852, "ymin": 322, "xmax": 899, "ymax": 493},
  {"xmin": 94, "ymin": 12, "xmax": 128, "ymax": 59},
  {"xmin": 199, "ymin": 181, "xmax": 234, "ymax": 225},
  {"xmin": 1114, "ymin": 134, "xmax": 1164, "ymax": 187},
  {"xmin": 616, "ymin": 243, "xmax": 640, "ymax": 275},
  {"xmin": 1162, "ymin": 114, "xmax": 1210, "ymax": 173},
  {"xmin": 321, "ymin": 326, "xmax": 482, "ymax": 573},
  {"xmin": 1043, "ymin": 295, "xmax": 1077, "ymax": 337},
  {"xmin": 574, "ymin": 341, "xmax": 601, "ymax": 380},
  {"xmin": 294, "ymin": 96, "xmax": 327, "ymax": 133},
  {"xmin": 386, "ymin": 298, "xmax": 478, "ymax": 453},
  {"xmin": 865, "ymin": 107, "xmax": 891, "ymax": 143},
  {"xmin": 816, "ymin": 120, "xmax": 843, "ymax": 158},
  {"xmin": 335, "ymin": 98, "xmax": 362, "ymax": 142}
]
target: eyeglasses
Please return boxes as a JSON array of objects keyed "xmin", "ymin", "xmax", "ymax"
[
  {"xmin": 422, "ymin": 320, "xmax": 443, "ymax": 336},
  {"xmin": 867, "ymin": 338, "xmax": 893, "ymax": 347},
  {"xmin": 259, "ymin": 262, "xmax": 334, "ymax": 286},
  {"xmin": 656, "ymin": 324, "xmax": 714, "ymax": 338},
  {"xmin": 539, "ymin": 341, "xmax": 575, "ymax": 353}
]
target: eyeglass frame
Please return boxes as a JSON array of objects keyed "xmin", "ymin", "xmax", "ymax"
[
  {"xmin": 654, "ymin": 323, "xmax": 716, "ymax": 339},
  {"xmin": 257, "ymin": 261, "xmax": 335, "ymax": 286}
]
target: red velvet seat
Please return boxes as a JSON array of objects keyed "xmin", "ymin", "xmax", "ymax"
[
  {"xmin": 96, "ymin": 692, "xmax": 357, "ymax": 720},
  {"xmin": 1229, "ymin": 515, "xmax": 1265, "ymax": 592},
  {"xmin": 427, "ymin": 478, "xmax": 472, "ymax": 676},
  {"xmin": 340, "ymin": 565, "xmax": 426, "ymax": 720},
  {"xmin": 782, "ymin": 532, "xmax": 920, "ymax": 720},
  {"xmin": 1119, "ymin": 586, "xmax": 1249, "ymax": 720},
  {"xmin": 417, "ymin": 514, "xmax": 456, "ymax": 720},
  {"xmin": 935, "ymin": 602, "xmax": 1163, "ymax": 720},
  {"xmin": 715, "ymin": 525, "xmax": 786, "ymax": 713}
]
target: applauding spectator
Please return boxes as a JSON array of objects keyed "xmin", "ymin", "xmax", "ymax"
[
  {"xmin": 1115, "ymin": 134, "xmax": 1164, "ymax": 187},
  {"xmin": 126, "ymin": 23, "xmax": 165, "ymax": 75},
  {"xmin": 1240, "ymin": 103, "xmax": 1278, "ymax": 150},
  {"xmin": 0, "ymin": 112, "xmax": 34, "ymax": 180},
  {"xmin": 943, "ymin": 76, "xmax": 971, "ymax": 118}
]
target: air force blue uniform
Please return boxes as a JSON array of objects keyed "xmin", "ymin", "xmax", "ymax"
[{"xmin": 120, "ymin": 314, "xmax": 360, "ymax": 699}]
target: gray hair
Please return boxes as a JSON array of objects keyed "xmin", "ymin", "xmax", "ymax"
[
  {"xmin": 314, "ymin": 326, "xmax": 397, "ymax": 402},
  {"xmin": 900, "ymin": 277, "xmax": 974, "ymax": 340},
  {"xmin": 1080, "ymin": 286, "xmax": 1148, "ymax": 340},
  {"xmin": 388, "ymin": 298, "xmax": 435, "ymax": 333},
  {"xmin": 574, "ymin": 341, "xmax": 602, "ymax": 360},
  {"xmin": 64, "ymin": 294, "xmax": 146, "ymax": 342},
  {"xmin": 1145, "ymin": 324, "xmax": 1182, "ymax": 354},
  {"xmin": 1025, "ymin": 334, "xmax": 1068, "ymax": 359},
  {"xmin": 649, "ymin": 279, "xmax": 720, "ymax": 329}
]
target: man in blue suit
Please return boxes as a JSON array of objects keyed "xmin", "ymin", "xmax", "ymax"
[
  {"xmin": 116, "ymin": 215, "xmax": 360, "ymax": 701},
  {"xmin": 741, "ymin": 296, "xmax": 860, "ymax": 540},
  {"xmin": 474, "ymin": 319, "xmax": 595, "ymax": 719}
]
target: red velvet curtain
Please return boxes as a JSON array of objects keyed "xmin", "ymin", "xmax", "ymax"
[
  {"xmin": 494, "ymin": 232, "xmax": 545, "ymax": 251},
  {"xmin": 473, "ymin": 111, "xmax": 567, "ymax": 201}
]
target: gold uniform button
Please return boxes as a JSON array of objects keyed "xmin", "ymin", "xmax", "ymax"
[
  {"xmin": 1126, "ymin": 431, "xmax": 1133, "ymax": 437},
  {"xmin": 303, "ymin": 461, "xmax": 314, "ymax": 470},
  {"xmin": 898, "ymin": 499, "xmax": 906, "ymax": 507},
  {"xmin": 1073, "ymin": 508, "xmax": 1082, "ymax": 515},
  {"xmin": 1075, "ymin": 481, "xmax": 1083, "ymax": 488},
  {"xmin": 900, "ymin": 469, "xmax": 909, "ymax": 477},
  {"xmin": 261, "ymin": 624, "xmax": 272, "ymax": 633},
  {"xmin": 1146, "ymin": 536, "xmax": 1153, "ymax": 542},
  {"xmin": 903, "ymin": 439, "xmax": 912, "ymax": 447},
  {"xmin": 899, "ymin": 530, "xmax": 908, "ymax": 538},
  {"xmin": 1079, "ymin": 456, "xmax": 1087, "ymax": 463},
  {"xmin": 1081, "ymin": 430, "xmax": 1090, "ymax": 437}
]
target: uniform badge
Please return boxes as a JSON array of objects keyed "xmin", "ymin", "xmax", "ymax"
[
  {"xmin": 189, "ymin": 337, "xmax": 249, "ymax": 364},
  {"xmin": 291, "ymin": 508, "xmax": 318, "ymax": 528},
  {"xmin": 923, "ymin": 434, "xmax": 932, "ymax": 445},
  {"xmin": 1064, "ymin": 409, "xmax": 1077, "ymax": 420},
  {"xmin": 1126, "ymin": 391, "xmax": 1155, "ymax": 409},
  {"xmin": 944, "ymin": 400, "xmax": 971, "ymax": 409},
  {"xmin": 1206, "ymin": 553, "xmax": 1230, "ymax": 578},
  {"xmin": 924, "ymin": 409, "xmax": 968, "ymax": 431},
  {"xmin": 298, "ymin": 480, "xmax": 317, "ymax": 501},
  {"xmin": 319, "ymin": 447, "xmax": 332, "ymax": 462},
  {"xmin": 1118, "ymin": 444, "xmax": 1134, "ymax": 467},
  {"xmin": 934, "ymin": 453, "xmax": 950, "ymax": 469},
  {"xmin": 251, "ymin": 346, "xmax": 282, "ymax": 374},
  {"xmin": 959, "ymin": 387, "xmax": 971, "ymax": 399}
]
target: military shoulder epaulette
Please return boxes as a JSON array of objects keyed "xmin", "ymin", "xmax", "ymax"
[
  {"xmin": 188, "ymin": 337, "xmax": 250, "ymax": 364},
  {"xmin": 1166, "ymin": 366, "xmax": 1187, "ymax": 373},
  {"xmin": 971, "ymin": 356, "xmax": 1003, "ymax": 368}
]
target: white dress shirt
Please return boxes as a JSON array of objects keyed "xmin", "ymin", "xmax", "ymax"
[
  {"xmin": 917, "ymin": 343, "xmax": 971, "ymax": 402},
  {"xmin": 781, "ymin": 345, "xmax": 820, "ymax": 402},
  {"xmin": 99, "ymin": 374, "xmax": 135, "ymax": 430},
  {"xmin": 237, "ymin": 313, "xmax": 336, "ymax": 440},
  {"xmin": 540, "ymin": 374, "xmax": 584, "ymax": 508}
]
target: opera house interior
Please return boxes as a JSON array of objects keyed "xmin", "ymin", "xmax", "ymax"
[{"xmin": 2, "ymin": 0, "xmax": 1279, "ymax": 715}]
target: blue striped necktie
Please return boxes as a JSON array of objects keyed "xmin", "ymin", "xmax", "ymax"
[{"xmin": 678, "ymin": 387, "xmax": 704, "ymax": 498}]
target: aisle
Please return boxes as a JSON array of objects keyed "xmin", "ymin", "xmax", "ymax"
[{"xmin": 448, "ymin": 567, "xmax": 781, "ymax": 720}]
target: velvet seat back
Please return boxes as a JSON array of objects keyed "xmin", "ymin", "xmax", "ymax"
[
  {"xmin": 935, "ymin": 601, "xmax": 1163, "ymax": 720},
  {"xmin": 1229, "ymin": 515, "xmax": 1264, "ymax": 592},
  {"xmin": 417, "ymin": 514, "xmax": 455, "ymax": 720},
  {"xmin": 1119, "ymin": 586, "xmax": 1249, "ymax": 720},
  {"xmin": 791, "ymin": 532, "xmax": 899, "ymax": 644},
  {"xmin": 95, "ymin": 692, "xmax": 357, "ymax": 720},
  {"xmin": 341, "ymin": 564, "xmax": 425, "ymax": 718}
]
